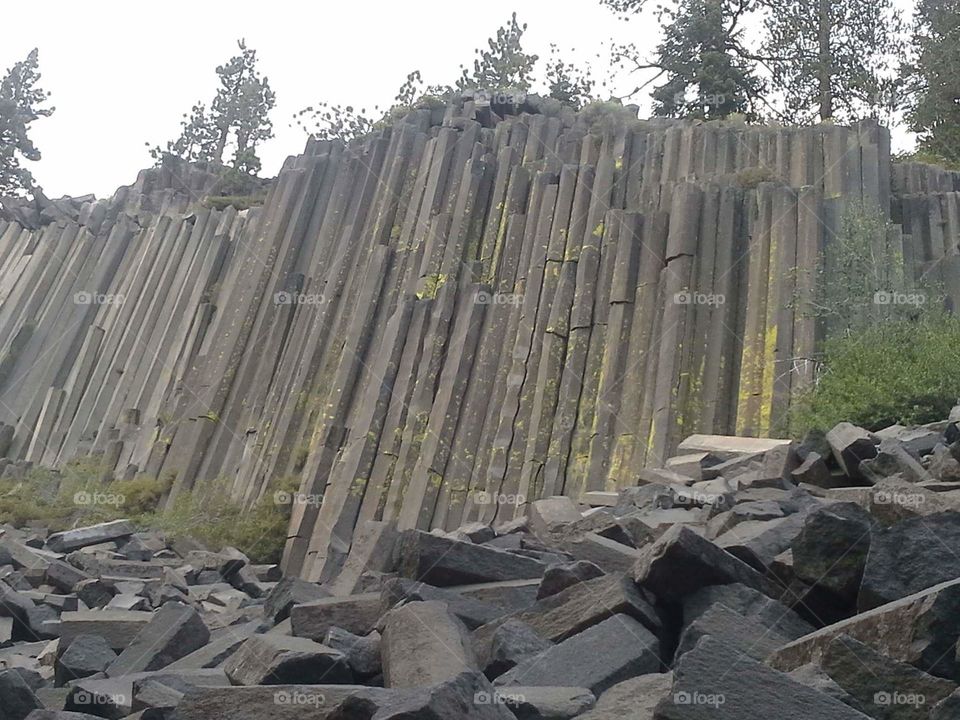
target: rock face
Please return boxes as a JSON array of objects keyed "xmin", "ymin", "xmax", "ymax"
[{"xmin": 0, "ymin": 94, "xmax": 946, "ymax": 586}]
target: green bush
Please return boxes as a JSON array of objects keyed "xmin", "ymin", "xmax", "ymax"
[
  {"xmin": 152, "ymin": 476, "xmax": 297, "ymax": 564},
  {"xmin": 789, "ymin": 311, "xmax": 960, "ymax": 435},
  {"xmin": 0, "ymin": 461, "xmax": 295, "ymax": 564}
]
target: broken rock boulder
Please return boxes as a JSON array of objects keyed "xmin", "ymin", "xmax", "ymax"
[
  {"xmin": 859, "ymin": 511, "xmax": 960, "ymax": 611},
  {"xmin": 380, "ymin": 600, "xmax": 479, "ymax": 688},
  {"xmin": 106, "ymin": 601, "xmax": 210, "ymax": 676},
  {"xmin": 790, "ymin": 502, "xmax": 875, "ymax": 605},
  {"xmin": 536, "ymin": 560, "xmax": 604, "ymax": 600},
  {"xmin": 223, "ymin": 634, "xmax": 353, "ymax": 686},
  {"xmin": 633, "ymin": 525, "xmax": 772, "ymax": 602},
  {"xmin": 395, "ymin": 530, "xmax": 546, "ymax": 586},
  {"xmin": 653, "ymin": 636, "xmax": 870, "ymax": 719},
  {"xmin": 770, "ymin": 577, "xmax": 960, "ymax": 681},
  {"xmin": 56, "ymin": 634, "xmax": 117, "ymax": 686},
  {"xmin": 494, "ymin": 614, "xmax": 661, "ymax": 695},
  {"xmin": 816, "ymin": 634, "xmax": 956, "ymax": 718},
  {"xmin": 45, "ymin": 521, "xmax": 135, "ymax": 554},
  {"xmin": 826, "ymin": 422, "xmax": 878, "ymax": 480}
]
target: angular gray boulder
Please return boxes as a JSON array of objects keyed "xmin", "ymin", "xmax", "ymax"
[
  {"xmin": 380, "ymin": 600, "xmax": 479, "ymax": 688},
  {"xmin": 859, "ymin": 511, "xmax": 960, "ymax": 610},
  {"xmin": 494, "ymin": 614, "xmax": 661, "ymax": 695},
  {"xmin": 106, "ymin": 601, "xmax": 210, "ymax": 676},
  {"xmin": 395, "ymin": 530, "xmax": 547, "ymax": 586},
  {"xmin": 633, "ymin": 525, "xmax": 771, "ymax": 602},
  {"xmin": 46, "ymin": 521, "xmax": 135, "ymax": 553},
  {"xmin": 223, "ymin": 634, "xmax": 353, "ymax": 685},
  {"xmin": 653, "ymin": 637, "xmax": 871, "ymax": 719}
]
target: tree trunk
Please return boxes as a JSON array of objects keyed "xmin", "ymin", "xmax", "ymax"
[
  {"xmin": 215, "ymin": 125, "xmax": 229, "ymax": 165},
  {"xmin": 818, "ymin": 0, "xmax": 833, "ymax": 121}
]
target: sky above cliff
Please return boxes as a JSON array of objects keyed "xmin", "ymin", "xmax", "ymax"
[{"xmin": 5, "ymin": 0, "xmax": 916, "ymax": 198}]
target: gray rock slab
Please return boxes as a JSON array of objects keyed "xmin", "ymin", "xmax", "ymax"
[
  {"xmin": 395, "ymin": 530, "xmax": 546, "ymax": 586},
  {"xmin": 46, "ymin": 522, "xmax": 135, "ymax": 554},
  {"xmin": 381, "ymin": 600, "xmax": 478, "ymax": 688},
  {"xmin": 653, "ymin": 636, "xmax": 871, "ymax": 719},
  {"xmin": 106, "ymin": 602, "xmax": 209, "ymax": 676},
  {"xmin": 223, "ymin": 634, "xmax": 352, "ymax": 686},
  {"xmin": 494, "ymin": 614, "xmax": 661, "ymax": 695}
]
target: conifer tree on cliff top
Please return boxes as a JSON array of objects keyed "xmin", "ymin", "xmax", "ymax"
[
  {"xmin": 602, "ymin": 0, "xmax": 766, "ymax": 121},
  {"xmin": 151, "ymin": 39, "xmax": 275, "ymax": 178},
  {"xmin": 603, "ymin": 0, "xmax": 902, "ymax": 123},
  {"xmin": 760, "ymin": 0, "xmax": 902, "ymax": 123},
  {"xmin": 901, "ymin": 0, "xmax": 960, "ymax": 164},
  {"xmin": 0, "ymin": 49, "xmax": 54, "ymax": 198},
  {"xmin": 295, "ymin": 14, "xmax": 597, "ymax": 143}
]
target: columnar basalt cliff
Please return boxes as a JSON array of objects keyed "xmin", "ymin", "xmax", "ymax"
[{"xmin": 0, "ymin": 98, "xmax": 958, "ymax": 579}]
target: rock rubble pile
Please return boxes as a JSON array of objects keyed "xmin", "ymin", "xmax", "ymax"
[{"xmin": 4, "ymin": 413, "xmax": 960, "ymax": 718}]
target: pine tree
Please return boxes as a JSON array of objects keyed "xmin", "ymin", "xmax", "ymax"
[
  {"xmin": 761, "ymin": 0, "xmax": 902, "ymax": 122},
  {"xmin": 902, "ymin": 0, "xmax": 960, "ymax": 163},
  {"xmin": 604, "ymin": 0, "xmax": 766, "ymax": 121},
  {"xmin": 0, "ymin": 49, "xmax": 54, "ymax": 197},
  {"xmin": 456, "ymin": 13, "xmax": 539, "ymax": 99},
  {"xmin": 544, "ymin": 44, "xmax": 597, "ymax": 109},
  {"xmin": 152, "ymin": 40, "xmax": 275, "ymax": 177}
]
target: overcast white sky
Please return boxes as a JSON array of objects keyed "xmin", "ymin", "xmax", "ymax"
[{"xmin": 3, "ymin": 0, "xmax": 916, "ymax": 198}]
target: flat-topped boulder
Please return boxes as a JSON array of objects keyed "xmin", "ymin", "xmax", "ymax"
[
  {"xmin": 223, "ymin": 634, "xmax": 352, "ymax": 686},
  {"xmin": 289, "ymin": 592, "xmax": 381, "ymax": 641},
  {"xmin": 58, "ymin": 610, "xmax": 153, "ymax": 652},
  {"xmin": 395, "ymin": 530, "xmax": 548, "ymax": 586},
  {"xmin": 677, "ymin": 434, "xmax": 792, "ymax": 456},
  {"xmin": 494, "ymin": 614, "xmax": 661, "ymax": 695},
  {"xmin": 46, "ymin": 522, "xmax": 135, "ymax": 554}
]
